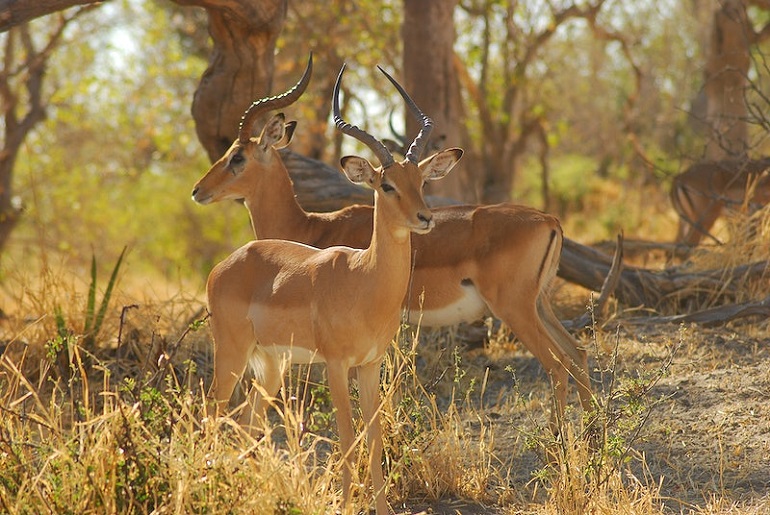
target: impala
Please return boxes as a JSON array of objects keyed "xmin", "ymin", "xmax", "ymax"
[
  {"xmin": 193, "ymin": 56, "xmax": 592, "ymax": 419},
  {"xmin": 204, "ymin": 63, "xmax": 461, "ymax": 514},
  {"xmin": 671, "ymin": 157, "xmax": 770, "ymax": 246}
]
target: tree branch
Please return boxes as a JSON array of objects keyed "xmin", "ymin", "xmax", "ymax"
[{"xmin": 0, "ymin": 0, "xmax": 101, "ymax": 32}]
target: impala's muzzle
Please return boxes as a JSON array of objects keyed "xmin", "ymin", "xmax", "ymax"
[
  {"xmin": 191, "ymin": 186, "xmax": 212, "ymax": 205},
  {"xmin": 413, "ymin": 211, "xmax": 434, "ymax": 233}
]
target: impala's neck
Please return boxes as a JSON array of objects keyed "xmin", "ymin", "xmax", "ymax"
[
  {"xmin": 243, "ymin": 157, "xmax": 310, "ymax": 241},
  {"xmin": 359, "ymin": 193, "xmax": 414, "ymax": 292}
]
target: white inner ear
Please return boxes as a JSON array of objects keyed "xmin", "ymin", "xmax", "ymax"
[
  {"xmin": 342, "ymin": 156, "xmax": 375, "ymax": 184},
  {"xmin": 423, "ymin": 149, "xmax": 461, "ymax": 180},
  {"xmin": 259, "ymin": 114, "xmax": 286, "ymax": 150}
]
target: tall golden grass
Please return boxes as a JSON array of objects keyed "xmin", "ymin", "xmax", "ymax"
[
  {"xmin": 1, "ymin": 205, "xmax": 768, "ymax": 514},
  {"xmin": 1, "ymin": 257, "xmax": 670, "ymax": 515}
]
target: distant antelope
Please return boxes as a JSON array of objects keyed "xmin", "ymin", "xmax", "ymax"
[
  {"xmin": 193, "ymin": 55, "xmax": 592, "ymax": 421},
  {"xmin": 671, "ymin": 158, "xmax": 770, "ymax": 246},
  {"xmin": 204, "ymin": 62, "xmax": 461, "ymax": 515}
]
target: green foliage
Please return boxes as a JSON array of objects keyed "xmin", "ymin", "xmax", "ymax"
[
  {"xmin": 306, "ymin": 382, "xmax": 335, "ymax": 434},
  {"xmin": 4, "ymin": 0, "xmax": 733, "ymax": 285},
  {"xmin": 82, "ymin": 246, "xmax": 126, "ymax": 350}
]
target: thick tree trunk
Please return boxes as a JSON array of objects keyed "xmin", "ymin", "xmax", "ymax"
[
  {"xmin": 703, "ymin": 0, "xmax": 752, "ymax": 159},
  {"xmin": 402, "ymin": 0, "xmax": 470, "ymax": 202},
  {"xmin": 173, "ymin": 0, "xmax": 287, "ymax": 162}
]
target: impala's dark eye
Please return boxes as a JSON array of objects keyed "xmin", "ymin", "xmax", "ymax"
[
  {"xmin": 230, "ymin": 151, "xmax": 245, "ymax": 166},
  {"xmin": 381, "ymin": 182, "xmax": 395, "ymax": 193}
]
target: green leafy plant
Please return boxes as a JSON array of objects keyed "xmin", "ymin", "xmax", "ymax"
[{"xmin": 82, "ymin": 246, "xmax": 126, "ymax": 351}]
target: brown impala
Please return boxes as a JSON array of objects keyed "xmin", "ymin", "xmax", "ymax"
[
  {"xmin": 204, "ymin": 63, "xmax": 460, "ymax": 514},
  {"xmin": 192, "ymin": 55, "xmax": 593, "ymax": 423},
  {"xmin": 671, "ymin": 158, "xmax": 770, "ymax": 246}
]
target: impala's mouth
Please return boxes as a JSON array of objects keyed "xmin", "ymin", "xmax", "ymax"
[
  {"xmin": 192, "ymin": 191, "xmax": 213, "ymax": 205},
  {"xmin": 411, "ymin": 219, "xmax": 435, "ymax": 234}
]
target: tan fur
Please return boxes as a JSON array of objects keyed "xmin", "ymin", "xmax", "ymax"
[
  {"xmin": 193, "ymin": 117, "xmax": 593, "ymax": 419},
  {"xmin": 671, "ymin": 159, "xmax": 770, "ymax": 246},
  {"xmin": 205, "ymin": 146, "xmax": 460, "ymax": 515}
]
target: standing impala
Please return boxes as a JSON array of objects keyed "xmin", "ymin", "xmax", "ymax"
[
  {"xmin": 193, "ymin": 55, "xmax": 592, "ymax": 419},
  {"xmin": 671, "ymin": 157, "xmax": 770, "ymax": 246},
  {"xmin": 205, "ymin": 63, "xmax": 461, "ymax": 515}
]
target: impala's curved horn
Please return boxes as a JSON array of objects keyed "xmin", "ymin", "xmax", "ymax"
[
  {"xmin": 376, "ymin": 65, "xmax": 434, "ymax": 163},
  {"xmin": 333, "ymin": 64, "xmax": 395, "ymax": 169},
  {"xmin": 238, "ymin": 53, "xmax": 313, "ymax": 144}
]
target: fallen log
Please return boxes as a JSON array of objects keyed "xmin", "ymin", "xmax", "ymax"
[
  {"xmin": 613, "ymin": 295, "xmax": 770, "ymax": 328},
  {"xmin": 560, "ymin": 237, "xmax": 768, "ymax": 309},
  {"xmin": 281, "ymin": 150, "xmax": 373, "ymax": 211}
]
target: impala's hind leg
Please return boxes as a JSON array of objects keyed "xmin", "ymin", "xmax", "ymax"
[
  {"xmin": 537, "ymin": 297, "xmax": 592, "ymax": 411},
  {"xmin": 496, "ymin": 298, "xmax": 575, "ymax": 427}
]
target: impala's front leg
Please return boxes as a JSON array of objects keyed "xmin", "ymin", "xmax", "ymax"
[
  {"xmin": 358, "ymin": 359, "xmax": 388, "ymax": 515},
  {"xmin": 326, "ymin": 360, "xmax": 355, "ymax": 506},
  {"xmin": 207, "ymin": 316, "xmax": 254, "ymax": 418}
]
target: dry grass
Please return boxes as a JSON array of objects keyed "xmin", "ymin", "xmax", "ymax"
[
  {"xmin": 1, "ymin": 219, "xmax": 769, "ymax": 515},
  {"xmin": 674, "ymin": 204, "xmax": 770, "ymax": 308}
]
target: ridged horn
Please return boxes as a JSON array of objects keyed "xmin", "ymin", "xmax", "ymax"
[
  {"xmin": 333, "ymin": 64, "xmax": 395, "ymax": 169},
  {"xmin": 237, "ymin": 53, "xmax": 313, "ymax": 144},
  {"xmin": 377, "ymin": 65, "xmax": 434, "ymax": 163}
]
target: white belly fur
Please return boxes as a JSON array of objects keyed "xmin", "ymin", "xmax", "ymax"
[
  {"xmin": 261, "ymin": 344, "xmax": 325, "ymax": 365},
  {"xmin": 411, "ymin": 282, "xmax": 488, "ymax": 327},
  {"xmin": 251, "ymin": 342, "xmax": 379, "ymax": 369}
]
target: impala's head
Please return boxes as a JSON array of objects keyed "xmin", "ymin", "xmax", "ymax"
[
  {"xmin": 333, "ymin": 64, "xmax": 462, "ymax": 235},
  {"xmin": 191, "ymin": 54, "xmax": 312, "ymax": 205}
]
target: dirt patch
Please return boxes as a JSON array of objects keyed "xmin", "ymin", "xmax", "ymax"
[
  {"xmin": 630, "ymin": 326, "xmax": 770, "ymax": 510},
  {"xmin": 396, "ymin": 317, "xmax": 770, "ymax": 513}
]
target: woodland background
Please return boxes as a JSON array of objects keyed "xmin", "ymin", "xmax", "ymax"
[
  {"xmin": 3, "ymin": 0, "xmax": 769, "ymax": 281},
  {"xmin": 1, "ymin": 1, "xmax": 770, "ymax": 514}
]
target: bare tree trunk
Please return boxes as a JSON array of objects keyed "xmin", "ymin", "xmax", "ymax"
[
  {"xmin": 402, "ymin": 0, "xmax": 469, "ymax": 201},
  {"xmin": 173, "ymin": 0, "xmax": 287, "ymax": 162},
  {"xmin": 0, "ymin": 19, "xmax": 83, "ymax": 253},
  {"xmin": 703, "ymin": 0, "xmax": 752, "ymax": 159}
]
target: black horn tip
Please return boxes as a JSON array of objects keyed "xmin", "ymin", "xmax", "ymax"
[
  {"xmin": 332, "ymin": 63, "xmax": 347, "ymax": 120},
  {"xmin": 376, "ymin": 65, "xmax": 398, "ymax": 86},
  {"xmin": 335, "ymin": 63, "xmax": 347, "ymax": 86}
]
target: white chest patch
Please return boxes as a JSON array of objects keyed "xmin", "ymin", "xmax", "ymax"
[{"xmin": 411, "ymin": 282, "xmax": 488, "ymax": 327}]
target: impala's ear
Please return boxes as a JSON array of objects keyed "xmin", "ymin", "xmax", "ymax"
[
  {"xmin": 340, "ymin": 156, "xmax": 378, "ymax": 186},
  {"xmin": 420, "ymin": 148, "xmax": 463, "ymax": 181},
  {"xmin": 258, "ymin": 113, "xmax": 287, "ymax": 150},
  {"xmin": 273, "ymin": 121, "xmax": 297, "ymax": 150}
]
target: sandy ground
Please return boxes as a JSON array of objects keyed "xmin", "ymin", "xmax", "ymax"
[{"xmin": 392, "ymin": 314, "xmax": 770, "ymax": 514}]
